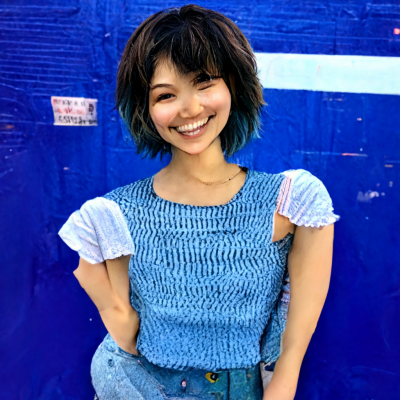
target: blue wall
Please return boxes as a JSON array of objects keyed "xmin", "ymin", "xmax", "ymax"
[{"xmin": 0, "ymin": 1, "xmax": 399, "ymax": 399}]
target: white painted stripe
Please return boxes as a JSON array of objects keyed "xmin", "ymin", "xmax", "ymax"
[{"xmin": 255, "ymin": 53, "xmax": 400, "ymax": 95}]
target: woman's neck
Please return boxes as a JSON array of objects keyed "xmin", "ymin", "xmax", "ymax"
[
  {"xmin": 165, "ymin": 137, "xmax": 238, "ymax": 183},
  {"xmin": 153, "ymin": 137, "xmax": 246, "ymax": 207}
]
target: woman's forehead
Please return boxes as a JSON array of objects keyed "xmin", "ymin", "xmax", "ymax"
[
  {"xmin": 151, "ymin": 61, "xmax": 198, "ymax": 85},
  {"xmin": 150, "ymin": 54, "xmax": 220, "ymax": 84}
]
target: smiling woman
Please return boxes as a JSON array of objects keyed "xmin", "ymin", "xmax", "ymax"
[
  {"xmin": 115, "ymin": 5, "xmax": 264, "ymax": 160},
  {"xmin": 58, "ymin": 4, "xmax": 340, "ymax": 400}
]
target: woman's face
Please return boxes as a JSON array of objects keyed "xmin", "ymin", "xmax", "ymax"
[{"xmin": 148, "ymin": 61, "xmax": 231, "ymax": 155}]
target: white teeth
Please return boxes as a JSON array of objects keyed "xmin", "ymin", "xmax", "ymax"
[
  {"xmin": 176, "ymin": 117, "xmax": 210, "ymax": 133},
  {"xmin": 181, "ymin": 128, "xmax": 201, "ymax": 136}
]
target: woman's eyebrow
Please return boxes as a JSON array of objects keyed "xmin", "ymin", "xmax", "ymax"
[
  {"xmin": 189, "ymin": 74, "xmax": 221, "ymax": 85},
  {"xmin": 149, "ymin": 83, "xmax": 174, "ymax": 91}
]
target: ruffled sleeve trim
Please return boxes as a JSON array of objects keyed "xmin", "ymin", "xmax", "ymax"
[
  {"xmin": 58, "ymin": 197, "xmax": 135, "ymax": 264},
  {"xmin": 276, "ymin": 169, "xmax": 340, "ymax": 228}
]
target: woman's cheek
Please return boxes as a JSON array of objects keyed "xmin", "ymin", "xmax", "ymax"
[
  {"xmin": 202, "ymin": 90, "xmax": 231, "ymax": 114},
  {"xmin": 151, "ymin": 104, "xmax": 177, "ymax": 133}
]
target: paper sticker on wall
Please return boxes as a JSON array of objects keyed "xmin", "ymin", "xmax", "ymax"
[{"xmin": 51, "ymin": 96, "xmax": 98, "ymax": 126}]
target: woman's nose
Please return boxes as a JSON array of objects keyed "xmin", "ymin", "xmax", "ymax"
[{"xmin": 179, "ymin": 95, "xmax": 203, "ymax": 119}]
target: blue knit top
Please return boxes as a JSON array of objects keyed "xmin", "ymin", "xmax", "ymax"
[{"xmin": 59, "ymin": 168, "xmax": 339, "ymax": 371}]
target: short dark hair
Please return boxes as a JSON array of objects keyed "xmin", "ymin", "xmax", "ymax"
[{"xmin": 116, "ymin": 4, "xmax": 264, "ymax": 159}]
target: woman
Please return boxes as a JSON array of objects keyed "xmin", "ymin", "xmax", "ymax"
[{"xmin": 59, "ymin": 5, "xmax": 339, "ymax": 400}]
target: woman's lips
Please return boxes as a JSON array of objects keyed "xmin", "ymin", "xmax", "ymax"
[{"xmin": 174, "ymin": 116, "xmax": 214, "ymax": 139}]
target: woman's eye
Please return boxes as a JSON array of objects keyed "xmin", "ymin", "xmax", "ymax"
[
  {"xmin": 196, "ymin": 74, "xmax": 220, "ymax": 89},
  {"xmin": 198, "ymin": 81, "xmax": 214, "ymax": 90},
  {"xmin": 157, "ymin": 93, "xmax": 174, "ymax": 101}
]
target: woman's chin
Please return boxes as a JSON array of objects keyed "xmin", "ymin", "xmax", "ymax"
[{"xmin": 172, "ymin": 141, "xmax": 214, "ymax": 156}]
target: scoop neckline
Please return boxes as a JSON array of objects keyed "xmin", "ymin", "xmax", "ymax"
[{"xmin": 149, "ymin": 166, "xmax": 250, "ymax": 209}]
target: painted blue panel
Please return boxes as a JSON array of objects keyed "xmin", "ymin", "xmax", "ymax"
[
  {"xmin": 0, "ymin": 1, "xmax": 399, "ymax": 399},
  {"xmin": 256, "ymin": 53, "xmax": 400, "ymax": 95}
]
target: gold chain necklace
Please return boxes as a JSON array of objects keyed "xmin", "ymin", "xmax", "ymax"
[{"xmin": 197, "ymin": 166, "xmax": 243, "ymax": 186}]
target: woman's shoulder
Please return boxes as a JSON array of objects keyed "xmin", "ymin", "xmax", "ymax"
[
  {"xmin": 251, "ymin": 167, "xmax": 318, "ymax": 182},
  {"xmin": 250, "ymin": 168, "xmax": 329, "ymax": 190},
  {"xmin": 56, "ymin": 177, "xmax": 153, "ymax": 264},
  {"xmin": 248, "ymin": 168, "xmax": 320, "ymax": 193},
  {"xmin": 249, "ymin": 168, "xmax": 340, "ymax": 228},
  {"xmin": 65, "ymin": 175, "xmax": 152, "ymax": 219},
  {"xmin": 277, "ymin": 168, "xmax": 328, "ymax": 199},
  {"xmin": 279, "ymin": 168, "xmax": 323, "ymax": 183},
  {"xmin": 58, "ymin": 195, "xmax": 135, "ymax": 264},
  {"xmin": 103, "ymin": 176, "xmax": 153, "ymax": 206},
  {"xmin": 273, "ymin": 168, "xmax": 340, "ymax": 228}
]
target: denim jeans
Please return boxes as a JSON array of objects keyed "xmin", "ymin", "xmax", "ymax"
[{"xmin": 91, "ymin": 334, "xmax": 264, "ymax": 400}]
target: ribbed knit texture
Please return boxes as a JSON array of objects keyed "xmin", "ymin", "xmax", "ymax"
[
  {"xmin": 103, "ymin": 169, "xmax": 290, "ymax": 371},
  {"xmin": 58, "ymin": 168, "xmax": 340, "ymax": 371}
]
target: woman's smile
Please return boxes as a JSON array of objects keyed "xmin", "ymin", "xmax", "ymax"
[{"xmin": 173, "ymin": 115, "xmax": 215, "ymax": 139}]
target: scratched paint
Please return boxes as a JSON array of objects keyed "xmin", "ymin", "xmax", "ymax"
[{"xmin": 0, "ymin": 1, "xmax": 399, "ymax": 399}]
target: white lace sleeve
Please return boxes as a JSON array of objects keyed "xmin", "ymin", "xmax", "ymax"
[
  {"xmin": 58, "ymin": 197, "xmax": 135, "ymax": 264},
  {"xmin": 276, "ymin": 169, "xmax": 340, "ymax": 227}
]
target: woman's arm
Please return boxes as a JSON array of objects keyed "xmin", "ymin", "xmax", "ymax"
[
  {"xmin": 73, "ymin": 256, "xmax": 140, "ymax": 354},
  {"xmin": 263, "ymin": 223, "xmax": 334, "ymax": 400}
]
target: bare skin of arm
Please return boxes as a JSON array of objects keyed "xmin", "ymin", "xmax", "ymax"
[
  {"xmin": 263, "ymin": 213, "xmax": 334, "ymax": 400},
  {"xmin": 73, "ymin": 255, "xmax": 140, "ymax": 355}
]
